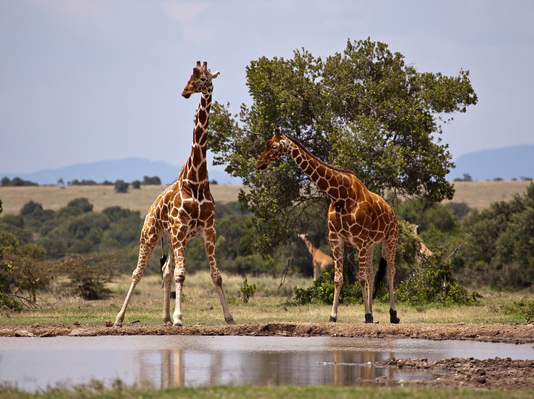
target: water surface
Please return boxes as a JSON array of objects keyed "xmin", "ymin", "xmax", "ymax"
[{"xmin": 1, "ymin": 335, "xmax": 533, "ymax": 391}]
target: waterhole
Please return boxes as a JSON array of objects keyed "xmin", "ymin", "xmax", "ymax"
[{"xmin": 1, "ymin": 335, "xmax": 533, "ymax": 391}]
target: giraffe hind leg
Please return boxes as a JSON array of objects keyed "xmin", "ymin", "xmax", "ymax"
[{"xmin": 384, "ymin": 241, "xmax": 400, "ymax": 324}]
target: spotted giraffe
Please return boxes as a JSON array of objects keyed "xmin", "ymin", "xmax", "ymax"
[
  {"xmin": 114, "ymin": 61, "xmax": 235, "ymax": 327},
  {"xmin": 298, "ymin": 233, "xmax": 334, "ymax": 281},
  {"xmin": 257, "ymin": 130, "xmax": 400, "ymax": 324}
]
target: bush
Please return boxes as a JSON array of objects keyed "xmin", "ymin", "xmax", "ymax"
[
  {"xmin": 240, "ymin": 278, "xmax": 257, "ymax": 303},
  {"xmin": 114, "ymin": 180, "xmax": 129, "ymax": 194},
  {"xmin": 60, "ymin": 255, "xmax": 114, "ymax": 300},
  {"xmin": 293, "ymin": 264, "xmax": 362, "ymax": 305},
  {"xmin": 395, "ymin": 248, "xmax": 480, "ymax": 306},
  {"xmin": 503, "ymin": 299, "xmax": 534, "ymax": 322}
]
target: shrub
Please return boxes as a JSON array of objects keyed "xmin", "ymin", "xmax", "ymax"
[
  {"xmin": 114, "ymin": 180, "xmax": 129, "ymax": 194},
  {"xmin": 395, "ymin": 248, "xmax": 480, "ymax": 306},
  {"xmin": 240, "ymin": 278, "xmax": 257, "ymax": 303},
  {"xmin": 503, "ymin": 299, "xmax": 534, "ymax": 322},
  {"xmin": 60, "ymin": 255, "xmax": 114, "ymax": 300},
  {"xmin": 293, "ymin": 264, "xmax": 362, "ymax": 305}
]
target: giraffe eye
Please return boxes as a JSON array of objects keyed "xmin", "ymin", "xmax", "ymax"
[{"xmin": 272, "ymin": 145, "xmax": 278, "ymax": 150}]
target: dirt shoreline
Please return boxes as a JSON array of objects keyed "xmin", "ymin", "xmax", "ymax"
[{"xmin": 2, "ymin": 322, "xmax": 534, "ymax": 390}]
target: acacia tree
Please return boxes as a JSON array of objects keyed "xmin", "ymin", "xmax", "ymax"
[{"xmin": 209, "ymin": 38, "xmax": 477, "ymax": 255}]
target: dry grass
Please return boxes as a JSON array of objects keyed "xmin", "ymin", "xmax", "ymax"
[
  {"xmin": 1, "ymin": 181, "xmax": 531, "ymax": 216},
  {"xmin": 0, "ymin": 184, "xmax": 244, "ymax": 215},
  {"xmin": 2, "ymin": 272, "xmax": 530, "ymax": 327},
  {"xmin": 444, "ymin": 180, "xmax": 532, "ymax": 210}
]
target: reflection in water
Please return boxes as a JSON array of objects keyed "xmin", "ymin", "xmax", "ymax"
[
  {"xmin": 132, "ymin": 346, "xmax": 406, "ymax": 388},
  {"xmin": 1, "ymin": 335, "xmax": 533, "ymax": 392}
]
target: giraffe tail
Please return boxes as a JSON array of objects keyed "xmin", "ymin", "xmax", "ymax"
[{"xmin": 373, "ymin": 257, "xmax": 387, "ymax": 299}]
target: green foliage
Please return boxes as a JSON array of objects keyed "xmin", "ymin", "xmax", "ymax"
[
  {"xmin": 240, "ymin": 278, "xmax": 257, "ymax": 303},
  {"xmin": 457, "ymin": 183, "xmax": 534, "ymax": 289},
  {"xmin": 503, "ymin": 299, "xmax": 534, "ymax": 322},
  {"xmin": 1, "ymin": 176, "xmax": 38, "ymax": 186},
  {"xmin": 293, "ymin": 265, "xmax": 362, "ymax": 305},
  {"xmin": 114, "ymin": 180, "xmax": 129, "ymax": 193},
  {"xmin": 60, "ymin": 255, "xmax": 114, "ymax": 300},
  {"xmin": 396, "ymin": 248, "xmax": 480, "ymax": 306},
  {"xmin": 208, "ymin": 38, "xmax": 477, "ymax": 256},
  {"xmin": 143, "ymin": 175, "xmax": 161, "ymax": 185}
]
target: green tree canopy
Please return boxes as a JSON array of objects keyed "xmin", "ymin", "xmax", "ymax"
[{"xmin": 208, "ymin": 38, "xmax": 477, "ymax": 254}]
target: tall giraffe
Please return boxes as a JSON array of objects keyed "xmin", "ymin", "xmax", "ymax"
[
  {"xmin": 257, "ymin": 130, "xmax": 400, "ymax": 324},
  {"xmin": 298, "ymin": 233, "xmax": 334, "ymax": 281},
  {"xmin": 114, "ymin": 61, "xmax": 235, "ymax": 327}
]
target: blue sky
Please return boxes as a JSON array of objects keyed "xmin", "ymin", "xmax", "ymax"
[{"xmin": 1, "ymin": 0, "xmax": 533, "ymax": 175}]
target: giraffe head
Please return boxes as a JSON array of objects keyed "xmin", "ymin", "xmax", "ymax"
[
  {"xmin": 256, "ymin": 129, "xmax": 291, "ymax": 170},
  {"xmin": 182, "ymin": 61, "xmax": 220, "ymax": 99}
]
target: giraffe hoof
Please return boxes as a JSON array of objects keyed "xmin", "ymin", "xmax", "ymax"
[
  {"xmin": 226, "ymin": 317, "xmax": 237, "ymax": 325},
  {"xmin": 390, "ymin": 309, "xmax": 400, "ymax": 324},
  {"xmin": 364, "ymin": 313, "xmax": 374, "ymax": 323},
  {"xmin": 329, "ymin": 316, "xmax": 337, "ymax": 322}
]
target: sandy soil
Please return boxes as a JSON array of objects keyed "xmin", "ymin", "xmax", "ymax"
[{"xmin": 2, "ymin": 321, "xmax": 534, "ymax": 389}]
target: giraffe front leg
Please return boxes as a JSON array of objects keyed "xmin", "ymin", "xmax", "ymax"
[
  {"xmin": 162, "ymin": 247, "xmax": 174, "ymax": 326},
  {"xmin": 114, "ymin": 238, "xmax": 157, "ymax": 327},
  {"xmin": 328, "ymin": 238, "xmax": 344, "ymax": 323},
  {"xmin": 172, "ymin": 247, "xmax": 186, "ymax": 326},
  {"xmin": 202, "ymin": 226, "xmax": 236, "ymax": 325}
]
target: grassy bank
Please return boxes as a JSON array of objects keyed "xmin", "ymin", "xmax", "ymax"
[
  {"xmin": 1, "ymin": 272, "xmax": 531, "ymax": 327},
  {"xmin": 2, "ymin": 384, "xmax": 534, "ymax": 399}
]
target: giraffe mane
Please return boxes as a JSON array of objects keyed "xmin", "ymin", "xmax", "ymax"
[{"xmin": 284, "ymin": 135, "xmax": 355, "ymax": 176}]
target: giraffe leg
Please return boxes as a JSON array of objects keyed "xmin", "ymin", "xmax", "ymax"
[
  {"xmin": 358, "ymin": 247, "xmax": 374, "ymax": 323},
  {"xmin": 202, "ymin": 226, "xmax": 236, "ymax": 325},
  {"xmin": 172, "ymin": 246, "xmax": 186, "ymax": 326},
  {"xmin": 162, "ymin": 245, "xmax": 174, "ymax": 326},
  {"xmin": 328, "ymin": 237, "xmax": 344, "ymax": 322},
  {"xmin": 114, "ymin": 235, "xmax": 159, "ymax": 327},
  {"xmin": 384, "ymin": 240, "xmax": 400, "ymax": 324}
]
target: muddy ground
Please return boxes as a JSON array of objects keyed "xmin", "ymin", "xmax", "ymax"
[{"xmin": 2, "ymin": 321, "xmax": 534, "ymax": 389}]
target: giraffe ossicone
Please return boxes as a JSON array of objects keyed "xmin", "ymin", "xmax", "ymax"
[
  {"xmin": 258, "ymin": 129, "xmax": 400, "ymax": 324},
  {"xmin": 113, "ymin": 61, "xmax": 235, "ymax": 328}
]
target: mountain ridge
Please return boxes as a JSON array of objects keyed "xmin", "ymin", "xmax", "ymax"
[
  {"xmin": 2, "ymin": 144, "xmax": 533, "ymax": 185},
  {"xmin": 0, "ymin": 157, "xmax": 242, "ymax": 185}
]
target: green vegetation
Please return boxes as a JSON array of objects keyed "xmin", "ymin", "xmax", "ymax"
[
  {"xmin": 2, "ymin": 185, "xmax": 534, "ymax": 315},
  {"xmin": 2, "ymin": 384, "xmax": 534, "ymax": 399},
  {"xmin": 239, "ymin": 278, "xmax": 257, "ymax": 303},
  {"xmin": 1, "ymin": 177, "xmax": 38, "ymax": 187},
  {"xmin": 208, "ymin": 38, "xmax": 477, "ymax": 255}
]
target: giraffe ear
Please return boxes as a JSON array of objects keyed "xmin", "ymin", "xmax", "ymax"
[
  {"xmin": 273, "ymin": 129, "xmax": 280, "ymax": 140},
  {"xmin": 210, "ymin": 71, "xmax": 221, "ymax": 79}
]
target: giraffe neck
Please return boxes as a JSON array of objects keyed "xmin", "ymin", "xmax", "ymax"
[
  {"xmin": 285, "ymin": 136, "xmax": 352, "ymax": 203},
  {"xmin": 302, "ymin": 236, "xmax": 315, "ymax": 255},
  {"xmin": 181, "ymin": 88, "xmax": 213, "ymax": 184}
]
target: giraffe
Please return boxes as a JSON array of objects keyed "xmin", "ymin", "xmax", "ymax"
[
  {"xmin": 298, "ymin": 233, "xmax": 334, "ymax": 281},
  {"xmin": 412, "ymin": 223, "xmax": 433, "ymax": 263},
  {"xmin": 114, "ymin": 61, "xmax": 235, "ymax": 327},
  {"xmin": 257, "ymin": 129, "xmax": 400, "ymax": 324}
]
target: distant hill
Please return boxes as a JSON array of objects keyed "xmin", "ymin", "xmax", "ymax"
[
  {"xmin": 0, "ymin": 157, "xmax": 242, "ymax": 186},
  {"xmin": 449, "ymin": 145, "xmax": 534, "ymax": 181}
]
